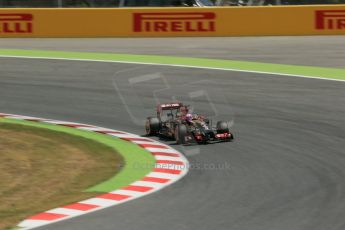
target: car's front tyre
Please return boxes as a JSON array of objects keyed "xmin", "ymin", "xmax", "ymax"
[{"xmin": 175, "ymin": 124, "xmax": 188, "ymax": 144}]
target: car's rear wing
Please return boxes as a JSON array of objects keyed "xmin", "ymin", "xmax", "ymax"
[{"xmin": 157, "ymin": 103, "xmax": 183, "ymax": 111}]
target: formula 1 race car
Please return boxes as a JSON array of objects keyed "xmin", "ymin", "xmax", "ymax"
[{"xmin": 145, "ymin": 102, "xmax": 234, "ymax": 144}]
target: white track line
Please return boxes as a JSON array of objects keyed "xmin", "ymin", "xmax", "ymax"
[{"xmin": 0, "ymin": 55, "xmax": 344, "ymax": 82}]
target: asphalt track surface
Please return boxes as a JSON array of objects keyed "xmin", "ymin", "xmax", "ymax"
[
  {"xmin": 1, "ymin": 37, "xmax": 345, "ymax": 230},
  {"xmin": 1, "ymin": 36, "xmax": 345, "ymax": 68}
]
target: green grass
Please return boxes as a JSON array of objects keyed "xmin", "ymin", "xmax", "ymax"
[
  {"xmin": 0, "ymin": 121, "xmax": 123, "ymax": 230},
  {"xmin": 0, "ymin": 118, "xmax": 156, "ymax": 192},
  {"xmin": 0, "ymin": 49, "xmax": 345, "ymax": 80}
]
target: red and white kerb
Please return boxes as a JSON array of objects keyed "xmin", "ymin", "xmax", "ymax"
[{"xmin": 0, "ymin": 113, "xmax": 189, "ymax": 230}]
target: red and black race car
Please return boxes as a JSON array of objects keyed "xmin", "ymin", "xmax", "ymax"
[{"xmin": 145, "ymin": 102, "xmax": 234, "ymax": 144}]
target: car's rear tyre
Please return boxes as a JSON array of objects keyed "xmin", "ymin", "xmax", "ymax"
[
  {"xmin": 175, "ymin": 124, "xmax": 188, "ymax": 144},
  {"xmin": 145, "ymin": 117, "xmax": 160, "ymax": 136},
  {"xmin": 216, "ymin": 121, "xmax": 229, "ymax": 134}
]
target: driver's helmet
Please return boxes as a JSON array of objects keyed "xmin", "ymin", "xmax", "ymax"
[
  {"xmin": 180, "ymin": 106, "xmax": 188, "ymax": 115},
  {"xmin": 186, "ymin": 113, "xmax": 193, "ymax": 122}
]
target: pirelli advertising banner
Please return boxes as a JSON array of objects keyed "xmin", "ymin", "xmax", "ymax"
[{"xmin": 0, "ymin": 5, "xmax": 345, "ymax": 37}]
